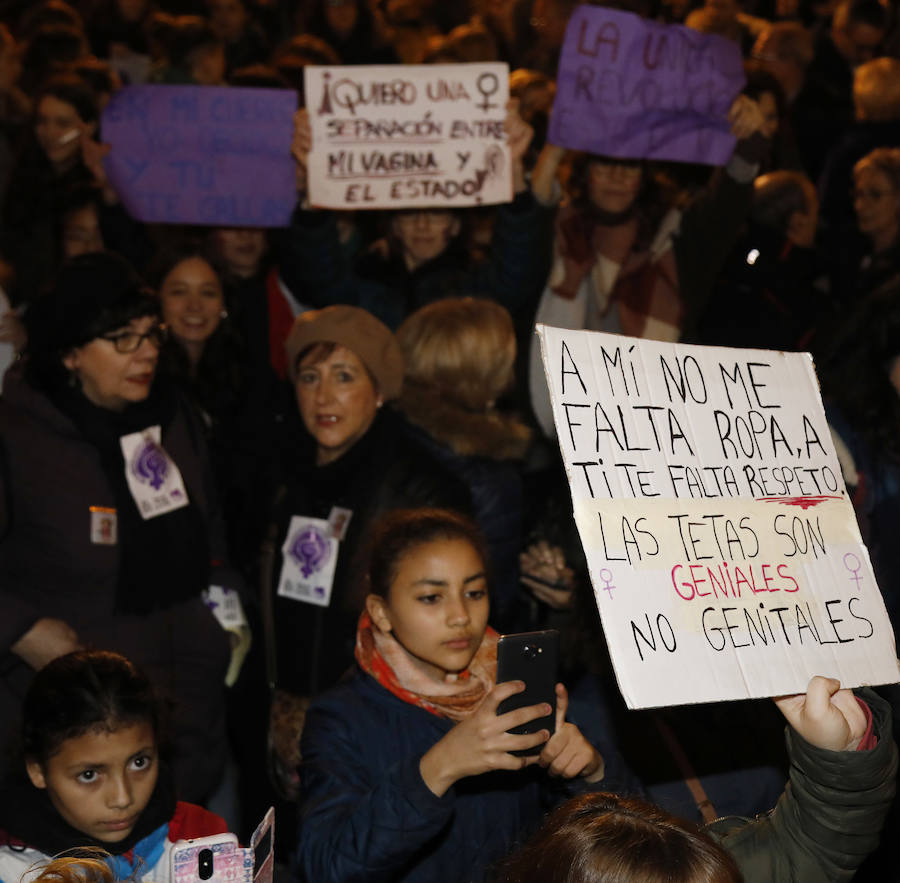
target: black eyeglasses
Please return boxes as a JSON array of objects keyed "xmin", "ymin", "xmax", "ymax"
[{"xmin": 101, "ymin": 323, "xmax": 168, "ymax": 353}]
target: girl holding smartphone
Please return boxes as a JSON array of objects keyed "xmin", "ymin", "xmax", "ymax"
[{"xmin": 295, "ymin": 508, "xmax": 608, "ymax": 883}]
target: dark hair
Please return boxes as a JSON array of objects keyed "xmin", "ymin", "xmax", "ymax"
[
  {"xmin": 750, "ymin": 169, "xmax": 813, "ymax": 233},
  {"xmin": 55, "ymin": 181, "xmax": 105, "ymax": 262},
  {"xmin": 365, "ymin": 509, "xmax": 488, "ymax": 599},
  {"xmin": 144, "ymin": 237, "xmax": 224, "ymax": 290},
  {"xmin": 60, "ymin": 180, "xmax": 104, "ymax": 217},
  {"xmin": 228, "ymin": 63, "xmax": 289, "ymax": 89},
  {"xmin": 36, "ymin": 72, "xmax": 99, "ymax": 125},
  {"xmin": 567, "ymin": 154, "xmax": 675, "ymax": 251},
  {"xmin": 23, "ymin": 650, "xmax": 161, "ymax": 765},
  {"xmin": 422, "ymin": 23, "xmax": 500, "ymax": 63},
  {"xmin": 149, "ymin": 239, "xmax": 247, "ymax": 417},
  {"xmin": 496, "ymin": 792, "xmax": 743, "ymax": 883},
  {"xmin": 843, "ymin": 0, "xmax": 888, "ymax": 30},
  {"xmin": 147, "ymin": 13, "xmax": 221, "ymax": 69},
  {"xmin": 24, "ymin": 251, "xmax": 158, "ymax": 394},
  {"xmin": 72, "ymin": 56, "xmax": 119, "ymax": 99},
  {"xmin": 17, "ymin": 1, "xmax": 84, "ymax": 40},
  {"xmin": 21, "ymin": 24, "xmax": 87, "ymax": 93}
]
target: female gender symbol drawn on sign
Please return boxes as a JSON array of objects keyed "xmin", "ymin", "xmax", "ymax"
[
  {"xmin": 843, "ymin": 552, "xmax": 863, "ymax": 592},
  {"xmin": 599, "ymin": 568, "xmax": 615, "ymax": 599},
  {"xmin": 476, "ymin": 72, "xmax": 499, "ymax": 111}
]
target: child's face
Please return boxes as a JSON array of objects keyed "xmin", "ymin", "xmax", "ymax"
[
  {"xmin": 367, "ymin": 538, "xmax": 490, "ymax": 681},
  {"xmin": 26, "ymin": 722, "xmax": 158, "ymax": 843}
]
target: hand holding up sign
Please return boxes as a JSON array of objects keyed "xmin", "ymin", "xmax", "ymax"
[
  {"xmin": 292, "ymin": 108, "xmax": 312, "ymax": 195},
  {"xmin": 775, "ymin": 676, "xmax": 869, "ymax": 752},
  {"xmin": 728, "ymin": 94, "xmax": 770, "ymax": 164},
  {"xmin": 504, "ymin": 99, "xmax": 533, "ymax": 195},
  {"xmin": 727, "ymin": 94, "xmax": 766, "ymax": 140}
]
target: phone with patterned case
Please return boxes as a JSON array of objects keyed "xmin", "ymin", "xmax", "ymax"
[
  {"xmin": 250, "ymin": 808, "xmax": 275, "ymax": 883},
  {"xmin": 171, "ymin": 833, "xmax": 251, "ymax": 883}
]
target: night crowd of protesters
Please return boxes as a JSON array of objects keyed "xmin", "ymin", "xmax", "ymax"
[{"xmin": 0, "ymin": 0, "xmax": 898, "ymax": 881}]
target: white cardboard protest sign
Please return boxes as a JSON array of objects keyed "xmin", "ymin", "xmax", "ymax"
[
  {"xmin": 537, "ymin": 325, "xmax": 900, "ymax": 708},
  {"xmin": 304, "ymin": 64, "xmax": 512, "ymax": 209}
]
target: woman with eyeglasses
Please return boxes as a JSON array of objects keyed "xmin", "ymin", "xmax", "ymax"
[
  {"xmin": 851, "ymin": 148, "xmax": 900, "ymax": 284},
  {"xmin": 821, "ymin": 147, "xmax": 900, "ymax": 353},
  {"xmin": 0, "ymin": 252, "xmax": 234, "ymax": 807}
]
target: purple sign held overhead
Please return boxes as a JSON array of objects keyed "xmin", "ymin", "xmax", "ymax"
[
  {"xmin": 102, "ymin": 85, "xmax": 297, "ymax": 227},
  {"xmin": 548, "ymin": 7, "xmax": 745, "ymax": 166}
]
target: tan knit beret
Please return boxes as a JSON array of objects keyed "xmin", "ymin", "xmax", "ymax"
[{"xmin": 284, "ymin": 305, "xmax": 404, "ymax": 400}]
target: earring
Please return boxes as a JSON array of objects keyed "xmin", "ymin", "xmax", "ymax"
[{"xmin": 220, "ymin": 309, "xmax": 229, "ymax": 319}]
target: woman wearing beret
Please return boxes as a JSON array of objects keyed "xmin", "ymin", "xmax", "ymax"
[
  {"xmin": 265, "ymin": 305, "xmax": 471, "ymax": 797},
  {"xmin": 0, "ymin": 252, "xmax": 235, "ymax": 804}
]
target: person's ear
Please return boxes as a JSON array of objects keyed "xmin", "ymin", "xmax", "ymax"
[
  {"xmin": 449, "ymin": 216, "xmax": 462, "ymax": 239},
  {"xmin": 62, "ymin": 349, "xmax": 80, "ymax": 373},
  {"xmin": 26, "ymin": 759, "xmax": 47, "ymax": 789},
  {"xmin": 365, "ymin": 593, "xmax": 392, "ymax": 632}
]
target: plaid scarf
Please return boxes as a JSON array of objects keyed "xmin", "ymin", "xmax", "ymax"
[
  {"xmin": 551, "ymin": 203, "xmax": 682, "ymax": 339},
  {"xmin": 355, "ymin": 611, "xmax": 499, "ymax": 721}
]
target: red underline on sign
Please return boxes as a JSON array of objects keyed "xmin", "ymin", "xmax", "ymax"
[
  {"xmin": 755, "ymin": 496, "xmax": 842, "ymax": 509},
  {"xmin": 327, "ymin": 171, "xmax": 443, "ymax": 179},
  {"xmin": 328, "ymin": 139, "xmax": 445, "ymax": 145}
]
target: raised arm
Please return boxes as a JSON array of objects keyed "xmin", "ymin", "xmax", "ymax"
[
  {"xmin": 713, "ymin": 676, "xmax": 898, "ymax": 883},
  {"xmin": 475, "ymin": 101, "xmax": 556, "ymax": 320},
  {"xmin": 279, "ymin": 109, "xmax": 360, "ymax": 309}
]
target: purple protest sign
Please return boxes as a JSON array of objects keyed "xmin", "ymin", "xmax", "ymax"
[
  {"xmin": 102, "ymin": 85, "xmax": 297, "ymax": 227},
  {"xmin": 548, "ymin": 7, "xmax": 745, "ymax": 165}
]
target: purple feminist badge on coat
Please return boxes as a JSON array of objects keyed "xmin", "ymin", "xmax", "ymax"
[
  {"xmin": 289, "ymin": 526, "xmax": 332, "ymax": 578},
  {"xmin": 131, "ymin": 438, "xmax": 169, "ymax": 490}
]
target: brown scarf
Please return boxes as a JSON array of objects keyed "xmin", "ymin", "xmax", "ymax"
[{"xmin": 355, "ymin": 611, "xmax": 499, "ymax": 721}]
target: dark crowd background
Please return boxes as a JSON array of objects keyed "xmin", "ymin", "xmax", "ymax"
[{"xmin": 0, "ymin": 0, "xmax": 899, "ymax": 879}]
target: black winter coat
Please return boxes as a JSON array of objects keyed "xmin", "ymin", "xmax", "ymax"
[{"xmin": 264, "ymin": 407, "xmax": 472, "ymax": 697}]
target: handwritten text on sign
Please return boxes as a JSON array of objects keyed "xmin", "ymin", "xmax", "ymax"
[
  {"xmin": 537, "ymin": 326, "xmax": 900, "ymax": 708},
  {"xmin": 548, "ymin": 6, "xmax": 745, "ymax": 165},
  {"xmin": 102, "ymin": 85, "xmax": 297, "ymax": 227},
  {"xmin": 305, "ymin": 64, "xmax": 512, "ymax": 209}
]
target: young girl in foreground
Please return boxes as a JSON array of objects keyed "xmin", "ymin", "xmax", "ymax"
[
  {"xmin": 0, "ymin": 651, "xmax": 228, "ymax": 883},
  {"xmin": 295, "ymin": 509, "xmax": 611, "ymax": 883}
]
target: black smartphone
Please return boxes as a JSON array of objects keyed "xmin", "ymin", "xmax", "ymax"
[{"xmin": 496, "ymin": 629, "xmax": 559, "ymax": 756}]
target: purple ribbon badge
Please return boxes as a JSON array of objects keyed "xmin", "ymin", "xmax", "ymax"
[
  {"xmin": 131, "ymin": 438, "xmax": 169, "ymax": 490},
  {"xmin": 289, "ymin": 526, "xmax": 332, "ymax": 578}
]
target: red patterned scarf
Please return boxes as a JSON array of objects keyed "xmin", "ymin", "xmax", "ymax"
[
  {"xmin": 355, "ymin": 611, "xmax": 499, "ymax": 721},
  {"xmin": 551, "ymin": 203, "xmax": 683, "ymax": 338}
]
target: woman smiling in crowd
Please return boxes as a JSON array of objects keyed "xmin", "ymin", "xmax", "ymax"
[
  {"xmin": 0, "ymin": 252, "xmax": 236, "ymax": 802},
  {"xmin": 3, "ymin": 73, "xmax": 98, "ymax": 301}
]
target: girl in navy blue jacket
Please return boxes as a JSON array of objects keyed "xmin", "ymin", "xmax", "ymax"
[{"xmin": 295, "ymin": 509, "xmax": 612, "ymax": 883}]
